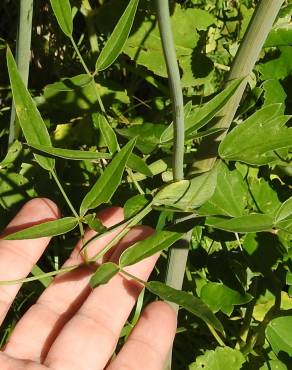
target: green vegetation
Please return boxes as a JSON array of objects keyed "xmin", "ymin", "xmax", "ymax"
[{"xmin": 0, "ymin": 0, "xmax": 291, "ymax": 368}]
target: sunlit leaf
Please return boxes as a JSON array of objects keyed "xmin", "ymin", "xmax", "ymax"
[
  {"xmin": 154, "ymin": 165, "xmax": 218, "ymax": 211},
  {"xmin": 95, "ymin": 0, "xmax": 139, "ymax": 71},
  {"xmin": 80, "ymin": 138, "xmax": 136, "ymax": 216},
  {"xmin": 200, "ymin": 283, "xmax": 253, "ymax": 316},
  {"xmin": 275, "ymin": 197, "xmax": 292, "ymax": 223},
  {"xmin": 189, "ymin": 347, "xmax": 245, "ymax": 370},
  {"xmin": 219, "ymin": 104, "xmax": 292, "ymax": 165},
  {"xmin": 146, "ymin": 281, "xmax": 224, "ymax": 333},
  {"xmin": 90, "ymin": 262, "xmax": 120, "ymax": 288},
  {"xmin": 5, "ymin": 217, "xmax": 78, "ymax": 240},
  {"xmin": 120, "ymin": 230, "xmax": 182, "ymax": 267},
  {"xmin": 50, "ymin": 0, "xmax": 73, "ymax": 37},
  {"xmin": 266, "ymin": 316, "xmax": 292, "ymax": 357},
  {"xmin": 6, "ymin": 48, "xmax": 55, "ymax": 171},
  {"xmin": 124, "ymin": 194, "xmax": 149, "ymax": 219},
  {"xmin": 127, "ymin": 153, "xmax": 153, "ymax": 177}
]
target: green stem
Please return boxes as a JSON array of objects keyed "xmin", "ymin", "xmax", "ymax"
[
  {"xmin": 156, "ymin": 0, "xmax": 184, "ymax": 181},
  {"xmin": 70, "ymin": 36, "xmax": 91, "ymax": 75},
  {"xmin": 88, "ymin": 202, "xmax": 153, "ymax": 262},
  {"xmin": 0, "ymin": 264, "xmax": 79, "ymax": 286},
  {"xmin": 51, "ymin": 171, "xmax": 79, "ymax": 219},
  {"xmin": 8, "ymin": 0, "xmax": 33, "ymax": 145},
  {"xmin": 189, "ymin": 0, "xmax": 284, "ymax": 175}
]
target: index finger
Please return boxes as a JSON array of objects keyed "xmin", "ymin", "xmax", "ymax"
[{"xmin": 0, "ymin": 198, "xmax": 59, "ymax": 326}]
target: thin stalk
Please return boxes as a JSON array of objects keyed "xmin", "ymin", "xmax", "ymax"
[
  {"xmin": 8, "ymin": 0, "xmax": 33, "ymax": 145},
  {"xmin": 51, "ymin": 171, "xmax": 79, "ymax": 219},
  {"xmin": 189, "ymin": 0, "xmax": 285, "ymax": 175},
  {"xmin": 156, "ymin": 0, "xmax": 184, "ymax": 181},
  {"xmin": 80, "ymin": 0, "xmax": 100, "ymax": 53},
  {"xmin": 70, "ymin": 36, "xmax": 91, "ymax": 75},
  {"xmin": 51, "ymin": 171, "xmax": 86, "ymax": 251}
]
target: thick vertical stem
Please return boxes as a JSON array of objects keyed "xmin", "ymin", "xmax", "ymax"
[
  {"xmin": 8, "ymin": 0, "xmax": 34, "ymax": 145},
  {"xmin": 189, "ymin": 0, "xmax": 284, "ymax": 174},
  {"xmin": 156, "ymin": 0, "xmax": 184, "ymax": 181}
]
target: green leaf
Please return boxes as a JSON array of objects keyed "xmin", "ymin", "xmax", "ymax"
[
  {"xmin": 6, "ymin": 48, "xmax": 55, "ymax": 171},
  {"xmin": 266, "ymin": 316, "xmax": 292, "ymax": 357},
  {"xmin": 259, "ymin": 47, "xmax": 292, "ymax": 80},
  {"xmin": 154, "ymin": 166, "xmax": 218, "ymax": 211},
  {"xmin": 95, "ymin": 0, "xmax": 139, "ymax": 71},
  {"xmin": 50, "ymin": 0, "xmax": 73, "ymax": 37},
  {"xmin": 146, "ymin": 281, "xmax": 224, "ymax": 333},
  {"xmin": 124, "ymin": 194, "xmax": 149, "ymax": 219},
  {"xmin": 0, "ymin": 140, "xmax": 22, "ymax": 169},
  {"xmin": 127, "ymin": 153, "xmax": 153, "ymax": 177},
  {"xmin": 189, "ymin": 346, "xmax": 245, "ymax": 370},
  {"xmin": 275, "ymin": 197, "xmax": 292, "ymax": 223},
  {"xmin": 28, "ymin": 143, "xmax": 111, "ymax": 161},
  {"xmin": 120, "ymin": 230, "xmax": 182, "ymax": 267},
  {"xmin": 219, "ymin": 104, "xmax": 292, "ymax": 165},
  {"xmin": 160, "ymin": 79, "xmax": 243, "ymax": 143},
  {"xmin": 83, "ymin": 213, "xmax": 107, "ymax": 233},
  {"xmin": 200, "ymin": 283, "xmax": 253, "ymax": 316},
  {"xmin": 92, "ymin": 113, "xmax": 118, "ymax": 154},
  {"xmin": 199, "ymin": 162, "xmax": 248, "ymax": 217},
  {"xmin": 90, "ymin": 262, "xmax": 120, "ymax": 288},
  {"xmin": 206, "ymin": 214, "xmax": 274, "ymax": 233},
  {"xmin": 80, "ymin": 138, "xmax": 136, "ymax": 216},
  {"xmin": 5, "ymin": 217, "xmax": 78, "ymax": 240}
]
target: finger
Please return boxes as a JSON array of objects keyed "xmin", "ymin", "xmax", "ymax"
[
  {"xmin": 44, "ymin": 226, "xmax": 158, "ymax": 370},
  {"xmin": 107, "ymin": 301, "xmax": 177, "ymax": 370},
  {"xmin": 0, "ymin": 198, "xmax": 59, "ymax": 326},
  {"xmin": 4, "ymin": 207, "xmax": 124, "ymax": 362}
]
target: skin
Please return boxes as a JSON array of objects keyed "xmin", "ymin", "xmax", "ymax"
[{"xmin": 0, "ymin": 198, "xmax": 177, "ymax": 370}]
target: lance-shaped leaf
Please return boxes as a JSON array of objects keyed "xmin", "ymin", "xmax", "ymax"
[
  {"xmin": 80, "ymin": 138, "xmax": 136, "ymax": 216},
  {"xmin": 124, "ymin": 194, "xmax": 149, "ymax": 219},
  {"xmin": 90, "ymin": 262, "xmax": 120, "ymax": 288},
  {"xmin": 5, "ymin": 217, "xmax": 78, "ymax": 240},
  {"xmin": 7, "ymin": 48, "xmax": 55, "ymax": 171},
  {"xmin": 127, "ymin": 153, "xmax": 153, "ymax": 177},
  {"xmin": 154, "ymin": 165, "xmax": 218, "ymax": 211},
  {"xmin": 50, "ymin": 0, "xmax": 73, "ymax": 37},
  {"xmin": 93, "ymin": 113, "xmax": 118, "ymax": 154},
  {"xmin": 0, "ymin": 140, "xmax": 22, "ymax": 169},
  {"xmin": 146, "ymin": 281, "xmax": 224, "ymax": 334},
  {"xmin": 206, "ymin": 214, "xmax": 274, "ymax": 233},
  {"xmin": 275, "ymin": 196, "xmax": 292, "ymax": 223},
  {"xmin": 160, "ymin": 79, "xmax": 243, "ymax": 143},
  {"xmin": 95, "ymin": 0, "xmax": 139, "ymax": 71},
  {"xmin": 120, "ymin": 230, "xmax": 182, "ymax": 267},
  {"xmin": 28, "ymin": 143, "xmax": 111, "ymax": 161}
]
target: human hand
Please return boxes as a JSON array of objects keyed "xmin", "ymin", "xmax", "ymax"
[{"xmin": 0, "ymin": 198, "xmax": 176, "ymax": 370}]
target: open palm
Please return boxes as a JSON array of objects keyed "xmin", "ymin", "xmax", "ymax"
[{"xmin": 0, "ymin": 198, "xmax": 176, "ymax": 370}]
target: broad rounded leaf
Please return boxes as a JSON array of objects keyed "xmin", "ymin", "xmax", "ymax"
[
  {"xmin": 95, "ymin": 0, "xmax": 139, "ymax": 71},
  {"xmin": 189, "ymin": 346, "xmax": 245, "ymax": 370},
  {"xmin": 50, "ymin": 0, "xmax": 73, "ymax": 37},
  {"xmin": 6, "ymin": 48, "xmax": 55, "ymax": 171},
  {"xmin": 90, "ymin": 262, "xmax": 120, "ymax": 288},
  {"xmin": 4, "ymin": 217, "xmax": 78, "ymax": 240},
  {"xmin": 266, "ymin": 316, "xmax": 292, "ymax": 357},
  {"xmin": 146, "ymin": 281, "xmax": 224, "ymax": 333},
  {"xmin": 120, "ymin": 230, "xmax": 182, "ymax": 267},
  {"xmin": 80, "ymin": 138, "xmax": 136, "ymax": 216},
  {"xmin": 200, "ymin": 283, "xmax": 253, "ymax": 316}
]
